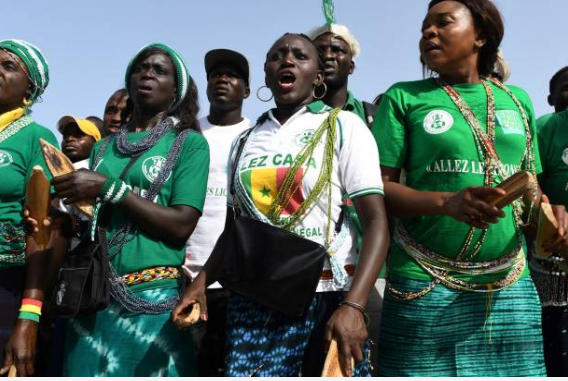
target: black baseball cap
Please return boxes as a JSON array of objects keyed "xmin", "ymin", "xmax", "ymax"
[{"xmin": 204, "ymin": 49, "xmax": 250, "ymax": 85}]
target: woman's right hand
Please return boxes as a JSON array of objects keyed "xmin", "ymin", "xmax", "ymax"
[
  {"xmin": 0, "ymin": 320, "xmax": 38, "ymax": 377},
  {"xmin": 51, "ymin": 169, "xmax": 107, "ymax": 205},
  {"xmin": 443, "ymin": 186, "xmax": 507, "ymax": 229},
  {"xmin": 171, "ymin": 278, "xmax": 208, "ymax": 329}
]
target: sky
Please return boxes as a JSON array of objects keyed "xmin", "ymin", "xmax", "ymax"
[{"xmin": 3, "ymin": 0, "xmax": 568, "ymax": 139}]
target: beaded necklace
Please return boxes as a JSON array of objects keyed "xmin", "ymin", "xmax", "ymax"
[
  {"xmin": 90, "ymin": 117, "xmax": 193, "ymax": 314},
  {"xmin": 267, "ymin": 108, "xmax": 340, "ymax": 247},
  {"xmin": 233, "ymin": 107, "xmax": 352, "ymax": 287},
  {"xmin": 0, "ymin": 223, "xmax": 26, "ymax": 265},
  {"xmin": 387, "ymin": 77, "xmax": 537, "ymax": 300},
  {"xmin": 0, "ymin": 115, "xmax": 33, "ymax": 145}
]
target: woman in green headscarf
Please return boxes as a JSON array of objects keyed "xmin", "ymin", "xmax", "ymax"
[
  {"xmin": 0, "ymin": 39, "xmax": 60, "ymax": 377},
  {"xmin": 54, "ymin": 43, "xmax": 208, "ymax": 377}
]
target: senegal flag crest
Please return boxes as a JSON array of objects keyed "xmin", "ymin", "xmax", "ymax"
[{"xmin": 241, "ymin": 167, "xmax": 305, "ymax": 216}]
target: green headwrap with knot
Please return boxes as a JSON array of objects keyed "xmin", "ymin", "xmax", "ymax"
[
  {"xmin": 125, "ymin": 43, "xmax": 190, "ymax": 111},
  {"xmin": 0, "ymin": 39, "xmax": 50, "ymax": 103}
]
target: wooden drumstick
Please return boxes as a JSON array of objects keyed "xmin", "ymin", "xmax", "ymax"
[
  {"xmin": 26, "ymin": 166, "xmax": 51, "ymax": 250},
  {"xmin": 39, "ymin": 138, "xmax": 93, "ymax": 217},
  {"xmin": 535, "ymin": 202, "xmax": 557, "ymax": 258},
  {"xmin": 7, "ymin": 365, "xmax": 17, "ymax": 377},
  {"xmin": 175, "ymin": 303, "xmax": 202, "ymax": 328},
  {"xmin": 322, "ymin": 339, "xmax": 354, "ymax": 377},
  {"xmin": 535, "ymin": 202, "xmax": 568, "ymax": 258},
  {"xmin": 485, "ymin": 171, "xmax": 537, "ymax": 209}
]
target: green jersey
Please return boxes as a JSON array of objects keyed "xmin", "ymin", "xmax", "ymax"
[
  {"xmin": 0, "ymin": 121, "xmax": 59, "ymax": 267},
  {"xmin": 343, "ymin": 91, "xmax": 366, "ymax": 122},
  {"xmin": 373, "ymin": 78, "xmax": 542, "ymax": 282},
  {"xmin": 536, "ymin": 113, "xmax": 554, "ymax": 132},
  {"xmin": 538, "ymin": 110, "xmax": 568, "ymax": 206},
  {"xmin": 341, "ymin": 91, "xmax": 387, "ymax": 277},
  {"xmin": 92, "ymin": 130, "xmax": 209, "ymax": 292}
]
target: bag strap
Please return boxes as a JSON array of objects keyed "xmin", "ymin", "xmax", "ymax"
[
  {"xmin": 362, "ymin": 101, "xmax": 377, "ymax": 129},
  {"xmin": 229, "ymin": 128, "xmax": 255, "ymax": 214}
]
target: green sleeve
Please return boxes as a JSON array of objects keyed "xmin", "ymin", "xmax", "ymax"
[
  {"xmin": 537, "ymin": 114, "xmax": 555, "ymax": 179},
  {"xmin": 371, "ymin": 87, "xmax": 407, "ymax": 169},
  {"xmin": 519, "ymin": 89, "xmax": 543, "ymax": 175},
  {"xmin": 170, "ymin": 133, "xmax": 210, "ymax": 212},
  {"xmin": 25, "ymin": 125, "xmax": 60, "ymax": 185},
  {"xmin": 536, "ymin": 113, "xmax": 553, "ymax": 132}
]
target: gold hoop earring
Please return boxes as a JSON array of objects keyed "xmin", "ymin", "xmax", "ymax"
[
  {"xmin": 256, "ymin": 86, "xmax": 274, "ymax": 102},
  {"xmin": 312, "ymin": 82, "xmax": 327, "ymax": 100}
]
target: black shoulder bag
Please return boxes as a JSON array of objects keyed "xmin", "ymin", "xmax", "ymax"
[
  {"xmin": 52, "ymin": 156, "xmax": 140, "ymax": 317},
  {"xmin": 216, "ymin": 129, "xmax": 330, "ymax": 318}
]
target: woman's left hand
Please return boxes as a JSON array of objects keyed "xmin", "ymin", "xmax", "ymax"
[
  {"xmin": 324, "ymin": 305, "xmax": 368, "ymax": 377},
  {"xmin": 542, "ymin": 195, "xmax": 568, "ymax": 252},
  {"xmin": 51, "ymin": 169, "xmax": 107, "ymax": 204},
  {"xmin": 0, "ymin": 320, "xmax": 38, "ymax": 377}
]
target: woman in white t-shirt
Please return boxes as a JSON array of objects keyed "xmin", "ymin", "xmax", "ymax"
[{"xmin": 172, "ymin": 33, "xmax": 389, "ymax": 377}]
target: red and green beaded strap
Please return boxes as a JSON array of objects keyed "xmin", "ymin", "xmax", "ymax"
[{"xmin": 119, "ymin": 266, "xmax": 181, "ymax": 286}]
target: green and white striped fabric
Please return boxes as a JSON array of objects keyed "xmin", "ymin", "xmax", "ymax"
[
  {"xmin": 378, "ymin": 275, "xmax": 546, "ymax": 376},
  {"xmin": 0, "ymin": 39, "xmax": 49, "ymax": 103},
  {"xmin": 125, "ymin": 43, "xmax": 190, "ymax": 111}
]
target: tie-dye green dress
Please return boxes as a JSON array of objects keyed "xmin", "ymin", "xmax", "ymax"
[{"xmin": 63, "ymin": 130, "xmax": 209, "ymax": 376}]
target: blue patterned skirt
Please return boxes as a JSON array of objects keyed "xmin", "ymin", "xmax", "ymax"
[{"xmin": 225, "ymin": 292, "xmax": 371, "ymax": 377}]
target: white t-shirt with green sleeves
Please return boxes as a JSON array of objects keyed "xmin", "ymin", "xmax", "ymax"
[
  {"xmin": 229, "ymin": 101, "xmax": 384, "ymax": 292},
  {"xmin": 91, "ymin": 129, "xmax": 210, "ymax": 292},
  {"xmin": 373, "ymin": 78, "xmax": 542, "ymax": 283}
]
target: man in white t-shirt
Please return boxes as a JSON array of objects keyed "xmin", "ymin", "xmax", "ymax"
[{"xmin": 185, "ymin": 49, "xmax": 251, "ymax": 376}]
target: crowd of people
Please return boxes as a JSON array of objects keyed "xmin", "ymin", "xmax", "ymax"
[{"xmin": 1, "ymin": 0, "xmax": 568, "ymax": 377}]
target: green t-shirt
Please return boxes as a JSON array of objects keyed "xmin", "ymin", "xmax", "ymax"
[
  {"xmin": 342, "ymin": 91, "xmax": 366, "ymax": 238},
  {"xmin": 342, "ymin": 91, "xmax": 387, "ymax": 278},
  {"xmin": 344, "ymin": 90, "xmax": 366, "ymax": 123},
  {"xmin": 0, "ymin": 121, "xmax": 59, "ymax": 267},
  {"xmin": 91, "ymin": 130, "xmax": 209, "ymax": 291},
  {"xmin": 372, "ymin": 78, "xmax": 542, "ymax": 282},
  {"xmin": 536, "ymin": 112, "xmax": 554, "ymax": 132},
  {"xmin": 538, "ymin": 110, "xmax": 568, "ymax": 206}
]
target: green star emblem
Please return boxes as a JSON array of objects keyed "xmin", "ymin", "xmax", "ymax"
[{"xmin": 260, "ymin": 185, "xmax": 271, "ymax": 198}]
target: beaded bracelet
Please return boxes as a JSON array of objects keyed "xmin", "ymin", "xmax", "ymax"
[
  {"xmin": 18, "ymin": 298, "xmax": 42, "ymax": 323},
  {"xmin": 100, "ymin": 176, "xmax": 116, "ymax": 200},
  {"xmin": 339, "ymin": 300, "xmax": 370, "ymax": 326},
  {"xmin": 99, "ymin": 177, "xmax": 130, "ymax": 205}
]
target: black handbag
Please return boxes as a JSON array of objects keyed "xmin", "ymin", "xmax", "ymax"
[
  {"xmin": 217, "ymin": 216, "xmax": 327, "ymax": 317},
  {"xmin": 51, "ymin": 228, "xmax": 110, "ymax": 317},
  {"xmin": 216, "ymin": 128, "xmax": 330, "ymax": 317},
  {"xmin": 51, "ymin": 155, "xmax": 140, "ymax": 317}
]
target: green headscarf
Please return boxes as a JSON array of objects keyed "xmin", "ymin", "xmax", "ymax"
[
  {"xmin": 0, "ymin": 39, "xmax": 50, "ymax": 103},
  {"xmin": 125, "ymin": 43, "xmax": 190, "ymax": 111}
]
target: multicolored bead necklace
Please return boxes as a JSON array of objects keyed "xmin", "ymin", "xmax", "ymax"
[{"xmin": 387, "ymin": 77, "xmax": 537, "ymax": 300}]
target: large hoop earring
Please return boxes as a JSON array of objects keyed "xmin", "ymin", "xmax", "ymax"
[
  {"xmin": 256, "ymin": 86, "xmax": 274, "ymax": 102},
  {"xmin": 312, "ymin": 82, "xmax": 327, "ymax": 100}
]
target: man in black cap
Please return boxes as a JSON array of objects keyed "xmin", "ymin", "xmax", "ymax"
[{"xmin": 184, "ymin": 48, "xmax": 250, "ymax": 377}]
